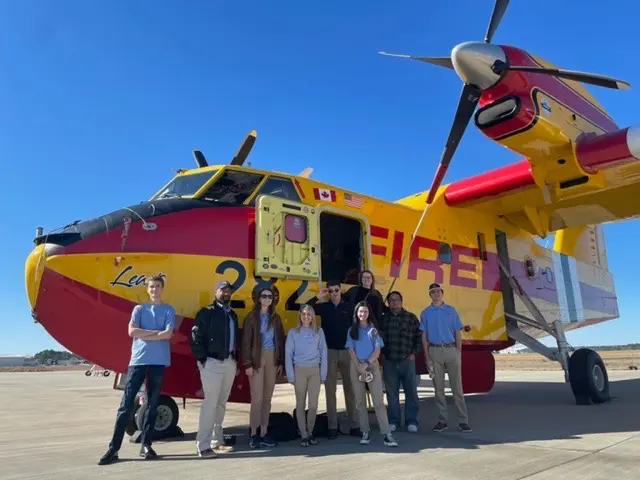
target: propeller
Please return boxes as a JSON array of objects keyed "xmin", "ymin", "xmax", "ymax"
[
  {"xmin": 298, "ymin": 167, "xmax": 314, "ymax": 178},
  {"xmin": 191, "ymin": 129, "xmax": 258, "ymax": 168},
  {"xmin": 379, "ymin": 0, "xmax": 630, "ymax": 203},
  {"xmin": 491, "ymin": 60, "xmax": 631, "ymax": 90}
]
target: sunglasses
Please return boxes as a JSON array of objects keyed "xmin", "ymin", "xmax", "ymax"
[
  {"xmin": 260, "ymin": 294, "xmax": 273, "ymax": 299},
  {"xmin": 328, "ymin": 288, "xmax": 340, "ymax": 293}
]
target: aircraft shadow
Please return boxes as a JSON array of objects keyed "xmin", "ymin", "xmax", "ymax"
[{"xmin": 153, "ymin": 375, "xmax": 640, "ymax": 459}]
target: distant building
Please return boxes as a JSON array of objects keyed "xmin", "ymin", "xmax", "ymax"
[{"xmin": 0, "ymin": 355, "xmax": 27, "ymax": 367}]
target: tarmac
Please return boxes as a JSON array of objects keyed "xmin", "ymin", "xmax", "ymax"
[{"xmin": 0, "ymin": 369, "xmax": 638, "ymax": 480}]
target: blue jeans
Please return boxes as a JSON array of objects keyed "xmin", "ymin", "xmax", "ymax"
[
  {"xmin": 383, "ymin": 357, "xmax": 419, "ymax": 427},
  {"xmin": 108, "ymin": 364, "xmax": 165, "ymax": 451}
]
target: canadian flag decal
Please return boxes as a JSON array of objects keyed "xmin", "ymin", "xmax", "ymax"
[{"xmin": 313, "ymin": 187, "xmax": 337, "ymax": 202}]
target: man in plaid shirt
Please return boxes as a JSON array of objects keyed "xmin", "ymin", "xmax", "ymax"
[{"xmin": 379, "ymin": 291, "xmax": 422, "ymax": 433}]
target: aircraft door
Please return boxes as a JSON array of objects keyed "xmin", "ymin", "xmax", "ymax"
[{"xmin": 255, "ymin": 195, "xmax": 320, "ymax": 281}]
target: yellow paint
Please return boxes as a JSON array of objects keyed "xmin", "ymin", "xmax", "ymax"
[{"xmin": 25, "ymin": 244, "xmax": 46, "ymax": 310}]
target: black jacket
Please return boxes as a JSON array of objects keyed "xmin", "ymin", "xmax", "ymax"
[{"xmin": 190, "ymin": 302, "xmax": 239, "ymax": 364}]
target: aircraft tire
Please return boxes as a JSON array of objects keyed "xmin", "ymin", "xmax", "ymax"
[
  {"xmin": 103, "ymin": 370, "xmax": 110, "ymax": 377},
  {"xmin": 568, "ymin": 348, "xmax": 610, "ymax": 405},
  {"xmin": 85, "ymin": 370, "xmax": 91, "ymax": 377},
  {"xmin": 135, "ymin": 395, "xmax": 180, "ymax": 434}
]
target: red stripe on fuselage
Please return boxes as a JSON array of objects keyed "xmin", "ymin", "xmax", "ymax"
[
  {"xmin": 60, "ymin": 207, "xmax": 256, "ymax": 258},
  {"xmin": 480, "ymin": 46, "xmax": 617, "ymax": 139}
]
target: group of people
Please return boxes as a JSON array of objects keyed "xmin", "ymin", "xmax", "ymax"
[{"xmin": 98, "ymin": 269, "xmax": 471, "ymax": 465}]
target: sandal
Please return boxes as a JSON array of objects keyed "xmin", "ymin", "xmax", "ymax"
[{"xmin": 300, "ymin": 438, "xmax": 309, "ymax": 447}]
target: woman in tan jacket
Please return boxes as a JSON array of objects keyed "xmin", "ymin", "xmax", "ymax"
[{"xmin": 241, "ymin": 286, "xmax": 285, "ymax": 449}]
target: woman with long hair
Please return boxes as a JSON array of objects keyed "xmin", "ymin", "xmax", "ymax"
[
  {"xmin": 285, "ymin": 305, "xmax": 328, "ymax": 447},
  {"xmin": 346, "ymin": 301, "xmax": 398, "ymax": 447},
  {"xmin": 344, "ymin": 270, "xmax": 384, "ymax": 327},
  {"xmin": 240, "ymin": 287, "xmax": 285, "ymax": 449}
]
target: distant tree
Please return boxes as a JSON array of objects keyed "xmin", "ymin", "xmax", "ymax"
[{"xmin": 33, "ymin": 349, "xmax": 78, "ymax": 363}]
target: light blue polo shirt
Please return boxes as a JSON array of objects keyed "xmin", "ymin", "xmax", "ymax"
[
  {"xmin": 419, "ymin": 303, "xmax": 463, "ymax": 345},
  {"xmin": 260, "ymin": 312, "xmax": 275, "ymax": 351},
  {"xmin": 129, "ymin": 303, "xmax": 177, "ymax": 367},
  {"xmin": 345, "ymin": 325, "xmax": 384, "ymax": 362}
]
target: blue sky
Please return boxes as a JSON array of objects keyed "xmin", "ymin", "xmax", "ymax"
[{"xmin": 1, "ymin": 1, "xmax": 639, "ymax": 355}]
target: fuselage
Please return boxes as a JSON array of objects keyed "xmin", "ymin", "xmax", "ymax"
[{"xmin": 24, "ymin": 45, "xmax": 623, "ymax": 402}]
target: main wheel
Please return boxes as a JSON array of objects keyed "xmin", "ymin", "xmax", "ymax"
[
  {"xmin": 135, "ymin": 395, "xmax": 180, "ymax": 435},
  {"xmin": 568, "ymin": 348, "xmax": 610, "ymax": 404},
  {"xmin": 103, "ymin": 370, "xmax": 110, "ymax": 377}
]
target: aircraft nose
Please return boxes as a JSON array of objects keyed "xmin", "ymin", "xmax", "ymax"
[
  {"xmin": 25, "ymin": 244, "xmax": 47, "ymax": 312},
  {"xmin": 451, "ymin": 41, "xmax": 506, "ymax": 90}
]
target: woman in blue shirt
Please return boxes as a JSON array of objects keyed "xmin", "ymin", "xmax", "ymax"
[
  {"xmin": 346, "ymin": 301, "xmax": 398, "ymax": 447},
  {"xmin": 240, "ymin": 287, "xmax": 285, "ymax": 449},
  {"xmin": 285, "ymin": 305, "xmax": 328, "ymax": 447}
]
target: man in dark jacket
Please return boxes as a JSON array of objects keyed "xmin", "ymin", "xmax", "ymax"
[{"xmin": 191, "ymin": 280, "xmax": 239, "ymax": 458}]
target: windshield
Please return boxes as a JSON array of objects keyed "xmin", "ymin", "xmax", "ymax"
[
  {"xmin": 199, "ymin": 169, "xmax": 265, "ymax": 204},
  {"xmin": 152, "ymin": 170, "xmax": 218, "ymax": 200}
]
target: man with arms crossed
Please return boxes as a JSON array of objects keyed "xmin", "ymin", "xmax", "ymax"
[
  {"xmin": 99, "ymin": 275, "xmax": 176, "ymax": 465},
  {"xmin": 191, "ymin": 280, "xmax": 239, "ymax": 458},
  {"xmin": 309, "ymin": 280, "xmax": 360, "ymax": 439},
  {"xmin": 419, "ymin": 283, "xmax": 472, "ymax": 433}
]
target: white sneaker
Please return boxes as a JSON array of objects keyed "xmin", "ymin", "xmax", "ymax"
[
  {"xmin": 389, "ymin": 424, "xmax": 397, "ymax": 432},
  {"xmin": 383, "ymin": 433, "xmax": 398, "ymax": 447},
  {"xmin": 360, "ymin": 432, "xmax": 371, "ymax": 445},
  {"xmin": 407, "ymin": 424, "xmax": 418, "ymax": 433}
]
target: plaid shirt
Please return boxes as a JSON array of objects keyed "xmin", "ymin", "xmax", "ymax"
[{"xmin": 379, "ymin": 308, "xmax": 422, "ymax": 362}]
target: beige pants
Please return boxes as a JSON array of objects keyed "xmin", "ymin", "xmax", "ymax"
[
  {"xmin": 294, "ymin": 365, "xmax": 321, "ymax": 439},
  {"xmin": 325, "ymin": 349, "xmax": 358, "ymax": 430},
  {"xmin": 196, "ymin": 357, "xmax": 237, "ymax": 452},
  {"xmin": 249, "ymin": 350, "xmax": 278, "ymax": 433},
  {"xmin": 350, "ymin": 360, "xmax": 390, "ymax": 435},
  {"xmin": 429, "ymin": 345, "xmax": 468, "ymax": 424}
]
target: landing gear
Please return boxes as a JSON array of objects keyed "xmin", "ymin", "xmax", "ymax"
[
  {"xmin": 126, "ymin": 395, "xmax": 184, "ymax": 443},
  {"xmin": 497, "ymin": 257, "xmax": 611, "ymax": 406}
]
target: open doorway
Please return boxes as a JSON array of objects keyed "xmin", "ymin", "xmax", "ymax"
[{"xmin": 319, "ymin": 212, "xmax": 365, "ymax": 284}]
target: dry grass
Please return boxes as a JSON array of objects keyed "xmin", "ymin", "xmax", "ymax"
[
  {"xmin": 0, "ymin": 364, "xmax": 89, "ymax": 373},
  {"xmin": 494, "ymin": 349, "xmax": 640, "ymax": 371}
]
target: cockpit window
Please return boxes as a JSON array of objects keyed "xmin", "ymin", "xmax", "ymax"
[
  {"xmin": 252, "ymin": 176, "xmax": 301, "ymax": 204},
  {"xmin": 199, "ymin": 169, "xmax": 265, "ymax": 204},
  {"xmin": 153, "ymin": 170, "xmax": 218, "ymax": 200}
]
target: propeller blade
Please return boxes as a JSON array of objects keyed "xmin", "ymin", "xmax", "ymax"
[
  {"xmin": 425, "ymin": 83, "xmax": 481, "ymax": 204},
  {"xmin": 298, "ymin": 167, "xmax": 314, "ymax": 178},
  {"xmin": 484, "ymin": 0, "xmax": 511, "ymax": 43},
  {"xmin": 230, "ymin": 130, "xmax": 258, "ymax": 166},
  {"xmin": 492, "ymin": 61, "xmax": 631, "ymax": 90},
  {"xmin": 378, "ymin": 51, "xmax": 454, "ymax": 70},
  {"xmin": 192, "ymin": 149, "xmax": 208, "ymax": 168}
]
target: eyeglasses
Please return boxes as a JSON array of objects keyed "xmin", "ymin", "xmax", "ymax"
[{"xmin": 261, "ymin": 294, "xmax": 273, "ymax": 299}]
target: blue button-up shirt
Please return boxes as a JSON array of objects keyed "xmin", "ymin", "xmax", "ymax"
[{"xmin": 419, "ymin": 303, "xmax": 463, "ymax": 345}]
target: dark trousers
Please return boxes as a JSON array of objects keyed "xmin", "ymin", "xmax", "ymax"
[
  {"xmin": 383, "ymin": 357, "xmax": 420, "ymax": 427},
  {"xmin": 108, "ymin": 364, "xmax": 165, "ymax": 451}
]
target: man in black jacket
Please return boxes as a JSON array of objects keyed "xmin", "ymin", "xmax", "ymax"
[{"xmin": 191, "ymin": 280, "xmax": 239, "ymax": 458}]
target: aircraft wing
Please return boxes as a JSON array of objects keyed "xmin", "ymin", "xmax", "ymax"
[{"xmin": 436, "ymin": 126, "xmax": 640, "ymax": 237}]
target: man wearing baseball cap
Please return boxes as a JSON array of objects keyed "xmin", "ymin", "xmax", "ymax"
[
  {"xmin": 191, "ymin": 280, "xmax": 240, "ymax": 457},
  {"xmin": 419, "ymin": 283, "xmax": 471, "ymax": 433}
]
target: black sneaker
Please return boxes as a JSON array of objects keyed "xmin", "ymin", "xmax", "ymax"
[
  {"xmin": 140, "ymin": 445, "xmax": 158, "ymax": 459},
  {"xmin": 432, "ymin": 421, "xmax": 448, "ymax": 432},
  {"xmin": 249, "ymin": 434, "xmax": 261, "ymax": 449},
  {"xmin": 383, "ymin": 433, "xmax": 398, "ymax": 447},
  {"xmin": 260, "ymin": 434, "xmax": 277, "ymax": 447},
  {"xmin": 308, "ymin": 435, "xmax": 318, "ymax": 445},
  {"xmin": 459, "ymin": 423, "xmax": 472, "ymax": 433},
  {"xmin": 350, "ymin": 427, "xmax": 362, "ymax": 437},
  {"xmin": 98, "ymin": 448, "xmax": 118, "ymax": 465},
  {"xmin": 328, "ymin": 428, "xmax": 338, "ymax": 440}
]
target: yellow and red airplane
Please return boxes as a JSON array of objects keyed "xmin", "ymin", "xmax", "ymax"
[{"xmin": 24, "ymin": 0, "xmax": 637, "ymax": 435}]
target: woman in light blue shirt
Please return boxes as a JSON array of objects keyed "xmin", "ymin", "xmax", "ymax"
[
  {"xmin": 285, "ymin": 305, "xmax": 328, "ymax": 447},
  {"xmin": 346, "ymin": 301, "xmax": 398, "ymax": 447}
]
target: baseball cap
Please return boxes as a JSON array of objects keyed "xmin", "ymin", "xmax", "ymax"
[
  {"xmin": 429, "ymin": 283, "xmax": 443, "ymax": 292},
  {"xmin": 217, "ymin": 280, "xmax": 233, "ymax": 290}
]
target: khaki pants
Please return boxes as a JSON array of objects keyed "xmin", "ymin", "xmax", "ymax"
[
  {"xmin": 325, "ymin": 349, "xmax": 358, "ymax": 430},
  {"xmin": 429, "ymin": 345, "xmax": 468, "ymax": 424},
  {"xmin": 350, "ymin": 360, "xmax": 390, "ymax": 435},
  {"xmin": 294, "ymin": 365, "xmax": 321, "ymax": 439},
  {"xmin": 249, "ymin": 350, "xmax": 278, "ymax": 433},
  {"xmin": 196, "ymin": 357, "xmax": 237, "ymax": 452}
]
